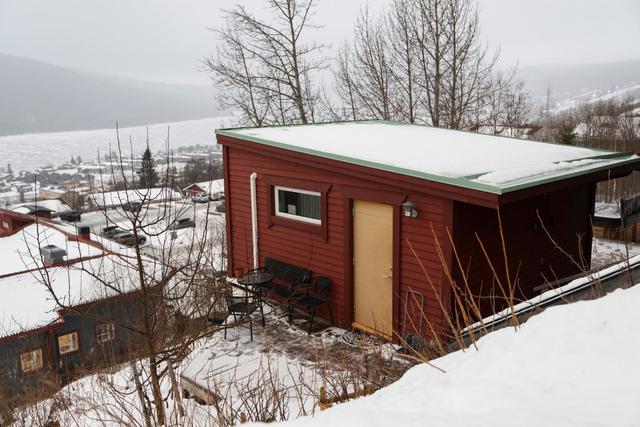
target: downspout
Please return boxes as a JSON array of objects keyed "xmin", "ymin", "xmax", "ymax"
[{"xmin": 250, "ymin": 173, "xmax": 259, "ymax": 269}]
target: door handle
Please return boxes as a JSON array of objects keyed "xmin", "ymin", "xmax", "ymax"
[{"xmin": 382, "ymin": 267, "xmax": 393, "ymax": 279}]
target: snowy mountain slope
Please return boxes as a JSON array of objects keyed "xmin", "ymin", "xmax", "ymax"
[
  {"xmin": 279, "ymin": 285, "xmax": 640, "ymax": 427},
  {"xmin": 520, "ymin": 59, "xmax": 640, "ymax": 112}
]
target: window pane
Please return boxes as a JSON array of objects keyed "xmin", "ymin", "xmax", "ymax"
[
  {"xmin": 96, "ymin": 323, "xmax": 116, "ymax": 343},
  {"xmin": 58, "ymin": 332, "xmax": 79, "ymax": 355},
  {"xmin": 20, "ymin": 349, "xmax": 43, "ymax": 372},
  {"xmin": 276, "ymin": 188, "xmax": 320, "ymax": 221}
]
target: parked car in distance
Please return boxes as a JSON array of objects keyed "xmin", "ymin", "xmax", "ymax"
[
  {"xmin": 122, "ymin": 201, "xmax": 142, "ymax": 212},
  {"xmin": 215, "ymin": 201, "xmax": 225, "ymax": 213},
  {"xmin": 112, "ymin": 232, "xmax": 146, "ymax": 246},
  {"xmin": 191, "ymin": 193, "xmax": 211, "ymax": 203},
  {"xmin": 59, "ymin": 211, "xmax": 81, "ymax": 222},
  {"xmin": 210, "ymin": 191, "xmax": 225, "ymax": 201},
  {"xmin": 171, "ymin": 218, "xmax": 195, "ymax": 230},
  {"xmin": 101, "ymin": 225, "xmax": 123, "ymax": 238}
]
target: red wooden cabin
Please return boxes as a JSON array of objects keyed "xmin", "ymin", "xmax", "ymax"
[{"xmin": 217, "ymin": 121, "xmax": 640, "ymax": 340}]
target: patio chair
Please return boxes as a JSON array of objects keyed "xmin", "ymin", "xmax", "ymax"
[
  {"xmin": 288, "ymin": 276, "xmax": 334, "ymax": 334},
  {"xmin": 223, "ymin": 292, "xmax": 265, "ymax": 341}
]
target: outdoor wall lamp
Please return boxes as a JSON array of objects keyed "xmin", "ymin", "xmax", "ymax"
[{"xmin": 402, "ymin": 200, "xmax": 418, "ymax": 218}]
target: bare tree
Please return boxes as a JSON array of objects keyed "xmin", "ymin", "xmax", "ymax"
[
  {"xmin": 334, "ymin": 8, "xmax": 395, "ymax": 121},
  {"xmin": 334, "ymin": 0, "xmax": 522, "ymax": 130},
  {"xmin": 204, "ymin": 0, "xmax": 325, "ymax": 126},
  {"xmin": 331, "ymin": 43, "xmax": 360, "ymax": 120},
  {"xmin": 552, "ymin": 98, "xmax": 640, "ymax": 202},
  {"xmin": 484, "ymin": 73, "xmax": 529, "ymax": 136},
  {"xmin": 412, "ymin": 0, "xmax": 449, "ymax": 127},
  {"xmin": 204, "ymin": 22, "xmax": 271, "ymax": 127},
  {"xmin": 16, "ymin": 126, "xmax": 229, "ymax": 426},
  {"xmin": 440, "ymin": 0, "xmax": 498, "ymax": 128},
  {"xmin": 387, "ymin": 0, "xmax": 420, "ymax": 123}
]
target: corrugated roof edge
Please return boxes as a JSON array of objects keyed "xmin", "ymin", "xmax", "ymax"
[
  {"xmin": 0, "ymin": 315, "xmax": 63, "ymax": 342},
  {"xmin": 215, "ymin": 120, "xmax": 639, "ymax": 195}
]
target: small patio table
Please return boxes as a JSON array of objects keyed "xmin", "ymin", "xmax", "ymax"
[
  {"xmin": 235, "ymin": 270, "xmax": 275, "ymax": 311},
  {"xmin": 237, "ymin": 271, "xmax": 274, "ymax": 289}
]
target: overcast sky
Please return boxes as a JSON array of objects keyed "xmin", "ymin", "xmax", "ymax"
[{"xmin": 1, "ymin": 0, "xmax": 639, "ymax": 85}]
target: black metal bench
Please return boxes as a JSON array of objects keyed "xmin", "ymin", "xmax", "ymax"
[{"xmin": 259, "ymin": 257, "xmax": 311, "ymax": 301}]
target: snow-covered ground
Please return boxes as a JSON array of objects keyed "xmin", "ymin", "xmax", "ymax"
[
  {"xmin": 280, "ymin": 284, "xmax": 640, "ymax": 427},
  {"xmin": 592, "ymin": 237, "xmax": 640, "ymax": 269},
  {"xmin": 0, "ymin": 117, "xmax": 229, "ymax": 172},
  {"xmin": 21, "ymin": 275, "xmax": 639, "ymax": 426},
  {"xmin": 18, "ymin": 307, "xmax": 405, "ymax": 426}
]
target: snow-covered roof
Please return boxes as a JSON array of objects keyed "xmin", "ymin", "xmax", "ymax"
[
  {"xmin": 217, "ymin": 121, "xmax": 640, "ymax": 194},
  {"xmin": 0, "ymin": 223, "xmax": 103, "ymax": 277},
  {"xmin": 89, "ymin": 187, "xmax": 182, "ymax": 208},
  {"xmin": 11, "ymin": 199, "xmax": 72, "ymax": 214},
  {"xmin": 183, "ymin": 179, "xmax": 224, "ymax": 194},
  {"xmin": 0, "ymin": 254, "xmax": 161, "ymax": 339},
  {"xmin": 11, "ymin": 205, "xmax": 53, "ymax": 215},
  {"xmin": 594, "ymin": 202, "xmax": 621, "ymax": 219},
  {"xmin": 0, "ymin": 218, "xmax": 169, "ymax": 338}
]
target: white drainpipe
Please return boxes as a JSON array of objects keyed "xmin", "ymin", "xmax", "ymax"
[{"xmin": 250, "ymin": 172, "xmax": 259, "ymax": 269}]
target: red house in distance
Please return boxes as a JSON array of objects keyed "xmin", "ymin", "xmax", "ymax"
[{"xmin": 217, "ymin": 121, "xmax": 640, "ymax": 340}]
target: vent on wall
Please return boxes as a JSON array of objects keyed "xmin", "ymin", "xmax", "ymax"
[
  {"xmin": 77, "ymin": 226, "xmax": 91, "ymax": 240},
  {"xmin": 39, "ymin": 245, "xmax": 67, "ymax": 266}
]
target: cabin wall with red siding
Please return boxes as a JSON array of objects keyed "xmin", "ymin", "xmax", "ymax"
[
  {"xmin": 398, "ymin": 196, "xmax": 453, "ymax": 339},
  {"xmin": 451, "ymin": 183, "xmax": 595, "ymax": 318},
  {"xmin": 224, "ymin": 144, "xmax": 452, "ymax": 334}
]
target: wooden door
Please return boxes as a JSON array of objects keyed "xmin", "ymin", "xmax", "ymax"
[{"xmin": 352, "ymin": 200, "xmax": 394, "ymax": 337}]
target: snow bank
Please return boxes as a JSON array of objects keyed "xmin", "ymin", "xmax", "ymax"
[{"xmin": 276, "ymin": 285, "xmax": 640, "ymax": 427}]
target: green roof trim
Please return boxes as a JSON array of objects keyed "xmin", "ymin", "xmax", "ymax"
[{"xmin": 216, "ymin": 121, "xmax": 640, "ymax": 195}]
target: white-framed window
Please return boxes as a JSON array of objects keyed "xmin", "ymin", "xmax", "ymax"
[
  {"xmin": 20, "ymin": 348, "xmax": 43, "ymax": 373},
  {"xmin": 57, "ymin": 332, "xmax": 79, "ymax": 355},
  {"xmin": 96, "ymin": 322, "xmax": 116, "ymax": 344},
  {"xmin": 274, "ymin": 186, "xmax": 321, "ymax": 224}
]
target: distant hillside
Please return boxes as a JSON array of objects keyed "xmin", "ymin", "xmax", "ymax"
[
  {"xmin": 519, "ymin": 59, "xmax": 640, "ymax": 112},
  {"xmin": 0, "ymin": 54, "xmax": 222, "ymax": 136}
]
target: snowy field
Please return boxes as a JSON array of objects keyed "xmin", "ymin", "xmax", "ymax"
[{"xmin": 0, "ymin": 116, "xmax": 230, "ymax": 172}]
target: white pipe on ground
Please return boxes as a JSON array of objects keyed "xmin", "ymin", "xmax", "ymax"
[{"xmin": 250, "ymin": 172, "xmax": 259, "ymax": 269}]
